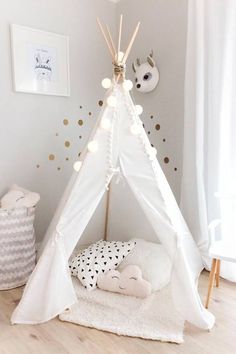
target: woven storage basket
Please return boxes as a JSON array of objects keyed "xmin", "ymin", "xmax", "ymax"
[{"xmin": 0, "ymin": 206, "xmax": 36, "ymax": 290}]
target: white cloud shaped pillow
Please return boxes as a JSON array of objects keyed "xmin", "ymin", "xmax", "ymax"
[
  {"xmin": 118, "ymin": 239, "xmax": 172, "ymax": 292},
  {"xmin": 97, "ymin": 265, "xmax": 151, "ymax": 298},
  {"xmin": 0, "ymin": 184, "xmax": 40, "ymax": 210}
]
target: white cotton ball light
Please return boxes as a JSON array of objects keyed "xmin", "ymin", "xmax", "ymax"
[
  {"xmin": 87, "ymin": 140, "xmax": 98, "ymax": 153},
  {"xmin": 135, "ymin": 105, "xmax": 143, "ymax": 115},
  {"xmin": 149, "ymin": 147, "xmax": 157, "ymax": 160},
  {"xmin": 116, "ymin": 51, "xmax": 124, "ymax": 62},
  {"xmin": 73, "ymin": 161, "xmax": 82, "ymax": 172},
  {"xmin": 107, "ymin": 95, "xmax": 117, "ymax": 107},
  {"xmin": 101, "ymin": 78, "xmax": 112, "ymax": 89},
  {"xmin": 122, "ymin": 79, "xmax": 133, "ymax": 92},
  {"xmin": 100, "ymin": 118, "xmax": 111, "ymax": 131},
  {"xmin": 130, "ymin": 124, "xmax": 141, "ymax": 135}
]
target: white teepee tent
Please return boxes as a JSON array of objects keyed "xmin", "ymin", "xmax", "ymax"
[{"xmin": 11, "ymin": 17, "xmax": 215, "ymax": 330}]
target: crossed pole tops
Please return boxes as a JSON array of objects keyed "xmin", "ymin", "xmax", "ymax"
[{"xmin": 97, "ymin": 15, "xmax": 140, "ymax": 81}]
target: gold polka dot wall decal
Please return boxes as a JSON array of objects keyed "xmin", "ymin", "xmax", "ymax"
[
  {"xmin": 89, "ymin": 112, "xmax": 92, "ymax": 116},
  {"xmin": 57, "ymin": 167, "xmax": 61, "ymax": 171},
  {"xmin": 36, "ymin": 164, "xmax": 40, "ymax": 168},
  {"xmin": 150, "ymin": 115, "xmax": 153, "ymax": 119},
  {"xmin": 79, "ymin": 135, "xmax": 82, "ymax": 139},
  {"xmin": 98, "ymin": 100, "xmax": 103, "ymax": 106},
  {"xmin": 78, "ymin": 152, "xmax": 81, "ymax": 157},
  {"xmin": 55, "ymin": 133, "xmax": 59, "ymax": 136},
  {"xmin": 49, "ymin": 154, "xmax": 55, "ymax": 161},
  {"xmin": 163, "ymin": 138, "xmax": 166, "ymax": 142},
  {"xmin": 66, "ymin": 157, "xmax": 69, "ymax": 161},
  {"xmin": 80, "ymin": 105, "xmax": 82, "ymax": 109},
  {"xmin": 65, "ymin": 140, "xmax": 70, "ymax": 147},
  {"xmin": 78, "ymin": 119, "xmax": 83, "ymax": 126},
  {"xmin": 164, "ymin": 157, "xmax": 169, "ymax": 163},
  {"xmin": 155, "ymin": 124, "xmax": 160, "ymax": 130},
  {"xmin": 174, "ymin": 167, "xmax": 178, "ymax": 171},
  {"xmin": 63, "ymin": 119, "xmax": 69, "ymax": 125},
  {"xmin": 148, "ymin": 131, "xmax": 150, "ymax": 134}
]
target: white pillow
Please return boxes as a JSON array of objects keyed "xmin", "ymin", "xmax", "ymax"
[
  {"xmin": 97, "ymin": 265, "xmax": 152, "ymax": 298},
  {"xmin": 69, "ymin": 240, "xmax": 136, "ymax": 291},
  {"xmin": 118, "ymin": 239, "xmax": 172, "ymax": 291}
]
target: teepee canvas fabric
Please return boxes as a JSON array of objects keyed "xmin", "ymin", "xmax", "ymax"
[
  {"xmin": 11, "ymin": 17, "xmax": 215, "ymax": 331},
  {"xmin": 11, "ymin": 83, "xmax": 214, "ymax": 329}
]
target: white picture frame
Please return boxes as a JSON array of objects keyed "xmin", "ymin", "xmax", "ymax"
[{"xmin": 11, "ymin": 24, "xmax": 70, "ymax": 96}]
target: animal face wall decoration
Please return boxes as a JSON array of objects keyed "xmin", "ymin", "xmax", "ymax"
[
  {"xmin": 132, "ymin": 51, "xmax": 159, "ymax": 93},
  {"xmin": 34, "ymin": 52, "xmax": 52, "ymax": 81}
]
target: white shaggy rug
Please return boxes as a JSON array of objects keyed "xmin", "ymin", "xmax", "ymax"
[{"xmin": 59, "ymin": 278, "xmax": 185, "ymax": 343}]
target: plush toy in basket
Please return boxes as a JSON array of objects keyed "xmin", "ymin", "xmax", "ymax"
[{"xmin": 0, "ymin": 185, "xmax": 40, "ymax": 290}]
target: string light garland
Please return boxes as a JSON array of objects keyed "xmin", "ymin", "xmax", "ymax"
[
  {"xmin": 149, "ymin": 147, "xmax": 157, "ymax": 160},
  {"xmin": 101, "ymin": 78, "xmax": 112, "ymax": 89},
  {"xmin": 116, "ymin": 51, "xmax": 124, "ymax": 63},
  {"xmin": 73, "ymin": 161, "xmax": 82, "ymax": 172},
  {"xmin": 135, "ymin": 104, "xmax": 143, "ymax": 115},
  {"xmin": 122, "ymin": 79, "xmax": 133, "ymax": 91},
  {"xmin": 87, "ymin": 140, "xmax": 98, "ymax": 153}
]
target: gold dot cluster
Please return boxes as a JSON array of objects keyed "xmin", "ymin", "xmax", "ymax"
[
  {"xmin": 148, "ymin": 114, "xmax": 177, "ymax": 172},
  {"xmin": 37, "ymin": 104, "xmax": 177, "ymax": 173},
  {"xmin": 37, "ymin": 102, "xmax": 99, "ymax": 171}
]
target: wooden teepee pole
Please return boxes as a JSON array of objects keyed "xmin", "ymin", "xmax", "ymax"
[
  {"xmin": 117, "ymin": 14, "xmax": 123, "ymax": 56},
  {"xmin": 106, "ymin": 25, "xmax": 117, "ymax": 58},
  {"xmin": 97, "ymin": 18, "xmax": 115, "ymax": 60},
  {"xmin": 122, "ymin": 22, "xmax": 140, "ymax": 64},
  {"xmin": 104, "ymin": 185, "xmax": 111, "ymax": 241}
]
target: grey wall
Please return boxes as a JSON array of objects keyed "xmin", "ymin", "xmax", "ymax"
[
  {"xmin": 117, "ymin": 0, "xmax": 188, "ymax": 200},
  {"xmin": 0, "ymin": 0, "xmax": 187, "ymax": 242},
  {"xmin": 0, "ymin": 0, "xmax": 116, "ymax": 241}
]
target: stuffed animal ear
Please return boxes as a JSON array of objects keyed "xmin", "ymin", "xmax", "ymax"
[
  {"xmin": 136, "ymin": 58, "xmax": 141, "ymax": 66},
  {"xmin": 132, "ymin": 62, "xmax": 136, "ymax": 73},
  {"xmin": 147, "ymin": 56, "xmax": 155, "ymax": 68},
  {"xmin": 149, "ymin": 49, "xmax": 154, "ymax": 58}
]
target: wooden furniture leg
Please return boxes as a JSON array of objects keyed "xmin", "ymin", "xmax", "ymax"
[
  {"xmin": 215, "ymin": 259, "xmax": 221, "ymax": 287},
  {"xmin": 104, "ymin": 186, "xmax": 111, "ymax": 241},
  {"xmin": 205, "ymin": 258, "xmax": 218, "ymax": 309}
]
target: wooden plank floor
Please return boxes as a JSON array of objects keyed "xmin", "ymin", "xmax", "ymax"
[{"xmin": 0, "ymin": 271, "xmax": 235, "ymax": 354}]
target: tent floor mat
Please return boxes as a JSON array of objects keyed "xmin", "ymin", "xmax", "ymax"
[{"xmin": 59, "ymin": 278, "xmax": 185, "ymax": 343}]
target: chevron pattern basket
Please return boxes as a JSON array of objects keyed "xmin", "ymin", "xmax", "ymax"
[{"xmin": 0, "ymin": 207, "xmax": 36, "ymax": 290}]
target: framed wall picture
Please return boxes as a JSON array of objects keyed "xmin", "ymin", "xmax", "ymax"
[{"xmin": 11, "ymin": 24, "xmax": 70, "ymax": 96}]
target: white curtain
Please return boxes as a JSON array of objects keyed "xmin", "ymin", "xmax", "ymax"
[{"xmin": 181, "ymin": 0, "xmax": 236, "ymax": 281}]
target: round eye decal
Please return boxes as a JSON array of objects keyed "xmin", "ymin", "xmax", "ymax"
[{"xmin": 143, "ymin": 72, "xmax": 152, "ymax": 81}]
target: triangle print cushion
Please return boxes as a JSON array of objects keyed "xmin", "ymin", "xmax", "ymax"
[{"xmin": 69, "ymin": 240, "xmax": 136, "ymax": 290}]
